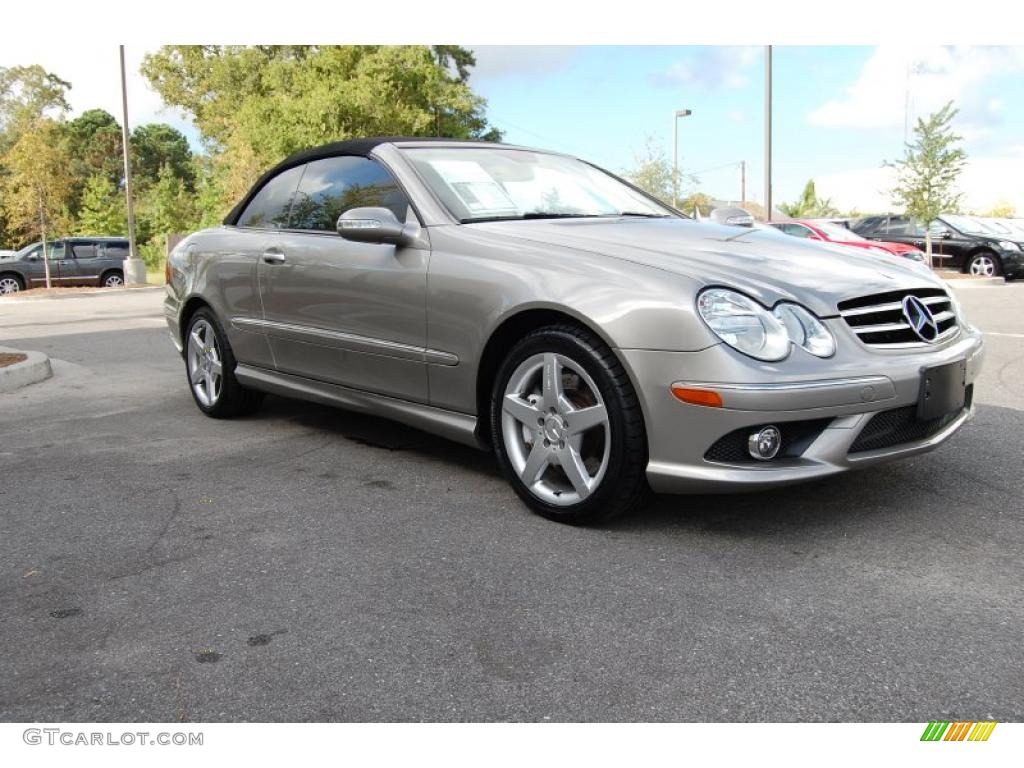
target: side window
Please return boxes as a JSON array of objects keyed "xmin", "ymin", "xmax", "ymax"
[
  {"xmin": 880, "ymin": 218, "xmax": 908, "ymax": 236},
  {"xmin": 71, "ymin": 242, "xmax": 97, "ymax": 259},
  {"xmin": 237, "ymin": 164, "xmax": 306, "ymax": 229},
  {"xmin": 103, "ymin": 243, "xmax": 130, "ymax": 259},
  {"xmin": 288, "ymin": 156, "xmax": 411, "ymax": 232},
  {"xmin": 46, "ymin": 241, "xmax": 66, "ymax": 259}
]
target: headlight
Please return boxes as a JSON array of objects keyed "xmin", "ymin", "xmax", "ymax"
[
  {"xmin": 997, "ymin": 240, "xmax": 1020, "ymax": 251},
  {"xmin": 772, "ymin": 303, "xmax": 836, "ymax": 358},
  {"xmin": 698, "ymin": 288, "xmax": 835, "ymax": 361}
]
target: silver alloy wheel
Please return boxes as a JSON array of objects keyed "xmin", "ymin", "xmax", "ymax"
[
  {"xmin": 187, "ymin": 318, "xmax": 223, "ymax": 408},
  {"xmin": 104, "ymin": 273, "xmax": 124, "ymax": 287},
  {"xmin": 0, "ymin": 277, "xmax": 20, "ymax": 294},
  {"xmin": 501, "ymin": 352, "xmax": 611, "ymax": 506},
  {"xmin": 969, "ymin": 255, "xmax": 996, "ymax": 277}
]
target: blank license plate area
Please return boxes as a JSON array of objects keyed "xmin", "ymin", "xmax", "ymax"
[{"xmin": 918, "ymin": 359, "xmax": 966, "ymax": 420}]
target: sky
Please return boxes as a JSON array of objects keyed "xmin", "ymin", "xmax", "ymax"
[{"xmin": 2, "ymin": 44, "xmax": 1022, "ymax": 214}]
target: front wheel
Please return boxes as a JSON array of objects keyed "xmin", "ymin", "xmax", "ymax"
[
  {"xmin": 185, "ymin": 308, "xmax": 264, "ymax": 418},
  {"xmin": 490, "ymin": 325, "xmax": 649, "ymax": 524},
  {"xmin": 0, "ymin": 275, "xmax": 24, "ymax": 294},
  {"xmin": 966, "ymin": 252, "xmax": 1001, "ymax": 277}
]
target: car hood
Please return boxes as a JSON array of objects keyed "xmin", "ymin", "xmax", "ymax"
[{"xmin": 471, "ymin": 218, "xmax": 943, "ymax": 316}]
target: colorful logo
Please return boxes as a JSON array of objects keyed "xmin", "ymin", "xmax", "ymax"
[{"xmin": 920, "ymin": 721, "xmax": 997, "ymax": 741}]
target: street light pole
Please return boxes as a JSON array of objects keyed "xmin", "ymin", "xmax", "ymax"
[
  {"xmin": 764, "ymin": 46, "xmax": 773, "ymax": 222},
  {"xmin": 672, "ymin": 109, "xmax": 692, "ymax": 208},
  {"xmin": 119, "ymin": 45, "xmax": 145, "ymax": 285}
]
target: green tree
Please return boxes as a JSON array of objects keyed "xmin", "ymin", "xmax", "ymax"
[
  {"xmin": 778, "ymin": 179, "xmax": 839, "ymax": 218},
  {"xmin": 77, "ymin": 173, "xmax": 126, "ymax": 235},
  {"xmin": 141, "ymin": 45, "xmax": 501, "ymax": 207},
  {"xmin": 139, "ymin": 163, "xmax": 197, "ymax": 242},
  {"xmin": 623, "ymin": 137, "xmax": 695, "ymax": 206},
  {"xmin": 0, "ymin": 65, "xmax": 71, "ymax": 138},
  {"xmin": 886, "ymin": 101, "xmax": 967, "ymax": 266},
  {"xmin": 130, "ymin": 123, "xmax": 194, "ymax": 190},
  {"xmin": 680, "ymin": 191, "xmax": 715, "ymax": 217},
  {"xmin": 64, "ymin": 109, "xmax": 125, "ymax": 216},
  {"xmin": 1, "ymin": 119, "xmax": 74, "ymax": 284},
  {"xmin": 975, "ymin": 200, "xmax": 1015, "ymax": 218}
]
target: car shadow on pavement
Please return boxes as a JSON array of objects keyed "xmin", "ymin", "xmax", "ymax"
[{"xmin": 258, "ymin": 394, "xmax": 503, "ymax": 479}]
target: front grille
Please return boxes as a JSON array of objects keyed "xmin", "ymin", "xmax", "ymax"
[
  {"xmin": 838, "ymin": 288, "xmax": 959, "ymax": 348},
  {"xmin": 848, "ymin": 386, "xmax": 972, "ymax": 453},
  {"xmin": 705, "ymin": 418, "xmax": 833, "ymax": 464}
]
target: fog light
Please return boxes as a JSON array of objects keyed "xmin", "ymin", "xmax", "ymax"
[{"xmin": 748, "ymin": 426, "xmax": 782, "ymax": 460}]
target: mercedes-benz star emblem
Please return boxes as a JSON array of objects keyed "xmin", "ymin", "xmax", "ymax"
[{"xmin": 902, "ymin": 295, "xmax": 940, "ymax": 343}]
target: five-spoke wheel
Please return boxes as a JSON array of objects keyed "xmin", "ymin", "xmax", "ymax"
[
  {"xmin": 967, "ymin": 253, "xmax": 1000, "ymax": 277},
  {"xmin": 502, "ymin": 352, "xmax": 611, "ymax": 506},
  {"xmin": 184, "ymin": 308, "xmax": 263, "ymax": 418},
  {"xmin": 491, "ymin": 324, "xmax": 649, "ymax": 524},
  {"xmin": 187, "ymin": 318, "xmax": 223, "ymax": 408}
]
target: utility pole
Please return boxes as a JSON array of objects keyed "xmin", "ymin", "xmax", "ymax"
[
  {"xmin": 764, "ymin": 46, "xmax": 773, "ymax": 222},
  {"xmin": 119, "ymin": 45, "xmax": 145, "ymax": 285},
  {"xmin": 741, "ymin": 160, "xmax": 746, "ymax": 206},
  {"xmin": 672, "ymin": 109, "xmax": 692, "ymax": 209}
]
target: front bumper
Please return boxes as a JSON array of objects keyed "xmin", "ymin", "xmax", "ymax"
[
  {"xmin": 620, "ymin": 323, "xmax": 985, "ymax": 494},
  {"xmin": 999, "ymin": 248, "xmax": 1024, "ymax": 280}
]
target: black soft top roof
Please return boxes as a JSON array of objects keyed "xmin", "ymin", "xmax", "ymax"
[{"xmin": 222, "ymin": 136, "xmax": 498, "ymax": 226}]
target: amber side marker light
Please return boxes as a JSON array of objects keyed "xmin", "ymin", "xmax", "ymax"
[{"xmin": 670, "ymin": 386, "xmax": 723, "ymax": 407}]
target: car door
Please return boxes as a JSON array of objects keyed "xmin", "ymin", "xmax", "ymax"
[
  {"xmin": 258, "ymin": 154, "xmax": 429, "ymax": 403},
  {"xmin": 930, "ymin": 220, "xmax": 973, "ymax": 269},
  {"xmin": 215, "ymin": 163, "xmax": 307, "ymax": 371},
  {"xmin": 68, "ymin": 240, "xmax": 99, "ymax": 285}
]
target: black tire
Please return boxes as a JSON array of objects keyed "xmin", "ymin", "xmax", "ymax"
[
  {"xmin": 100, "ymin": 269, "xmax": 124, "ymax": 288},
  {"xmin": 0, "ymin": 273, "xmax": 25, "ymax": 294},
  {"xmin": 965, "ymin": 251, "xmax": 1001, "ymax": 277},
  {"xmin": 490, "ymin": 324, "xmax": 649, "ymax": 524},
  {"xmin": 185, "ymin": 307, "xmax": 264, "ymax": 418}
]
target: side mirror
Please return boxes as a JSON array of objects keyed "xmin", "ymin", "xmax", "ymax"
[
  {"xmin": 337, "ymin": 207, "xmax": 415, "ymax": 246},
  {"xmin": 940, "ymin": 228, "xmax": 953, "ymax": 239}
]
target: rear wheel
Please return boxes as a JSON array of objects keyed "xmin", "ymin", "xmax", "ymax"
[
  {"xmin": 0, "ymin": 274, "xmax": 23, "ymax": 294},
  {"xmin": 185, "ymin": 308, "xmax": 263, "ymax": 418},
  {"xmin": 966, "ymin": 251, "xmax": 1000, "ymax": 277},
  {"xmin": 101, "ymin": 270, "xmax": 124, "ymax": 288},
  {"xmin": 491, "ymin": 324, "xmax": 649, "ymax": 524}
]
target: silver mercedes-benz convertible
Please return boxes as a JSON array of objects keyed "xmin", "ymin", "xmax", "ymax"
[{"xmin": 165, "ymin": 137, "xmax": 984, "ymax": 523}]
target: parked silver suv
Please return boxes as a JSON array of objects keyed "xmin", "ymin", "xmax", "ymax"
[{"xmin": 165, "ymin": 138, "xmax": 984, "ymax": 523}]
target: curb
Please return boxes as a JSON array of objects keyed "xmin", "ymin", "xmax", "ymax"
[
  {"xmin": 0, "ymin": 285, "xmax": 164, "ymax": 302},
  {"xmin": 0, "ymin": 347, "xmax": 52, "ymax": 393}
]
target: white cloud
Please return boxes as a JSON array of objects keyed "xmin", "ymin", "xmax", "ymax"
[
  {"xmin": 653, "ymin": 46, "xmax": 760, "ymax": 90},
  {"xmin": 0, "ymin": 43, "xmax": 198, "ymax": 146},
  {"xmin": 815, "ymin": 156, "xmax": 1024, "ymax": 214},
  {"xmin": 808, "ymin": 46, "xmax": 1024, "ymax": 131}
]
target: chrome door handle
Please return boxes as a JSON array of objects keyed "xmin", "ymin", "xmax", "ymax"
[{"xmin": 262, "ymin": 249, "xmax": 286, "ymax": 264}]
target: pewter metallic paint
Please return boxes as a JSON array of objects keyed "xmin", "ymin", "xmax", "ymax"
[{"xmin": 165, "ymin": 141, "xmax": 985, "ymax": 493}]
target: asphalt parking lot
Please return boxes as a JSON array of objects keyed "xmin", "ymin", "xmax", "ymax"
[{"xmin": 1, "ymin": 283, "xmax": 1022, "ymax": 722}]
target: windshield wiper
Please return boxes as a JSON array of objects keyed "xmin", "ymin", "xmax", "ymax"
[
  {"xmin": 616, "ymin": 211, "xmax": 671, "ymax": 218},
  {"xmin": 461, "ymin": 213, "xmax": 603, "ymax": 224}
]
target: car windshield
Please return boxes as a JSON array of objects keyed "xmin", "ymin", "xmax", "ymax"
[
  {"xmin": 402, "ymin": 146, "xmax": 674, "ymax": 223},
  {"xmin": 814, "ymin": 221, "xmax": 865, "ymax": 241}
]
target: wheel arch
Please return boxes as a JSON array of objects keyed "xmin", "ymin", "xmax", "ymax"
[
  {"xmin": 179, "ymin": 295, "xmax": 214, "ymax": 351},
  {"xmin": 473, "ymin": 305, "xmax": 642, "ymax": 447},
  {"xmin": 0, "ymin": 271, "xmax": 26, "ymax": 290}
]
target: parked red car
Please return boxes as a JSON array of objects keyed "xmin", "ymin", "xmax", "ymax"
[{"xmin": 770, "ymin": 219, "xmax": 927, "ymax": 264}]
